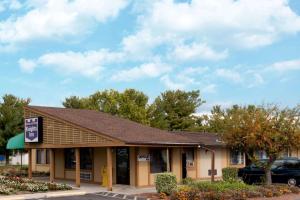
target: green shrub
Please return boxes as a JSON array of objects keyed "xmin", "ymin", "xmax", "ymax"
[
  {"xmin": 182, "ymin": 177, "xmax": 194, "ymax": 185},
  {"xmin": 155, "ymin": 173, "xmax": 177, "ymax": 195},
  {"xmin": 222, "ymin": 167, "xmax": 239, "ymax": 183}
]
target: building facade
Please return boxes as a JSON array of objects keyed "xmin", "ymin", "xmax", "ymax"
[{"xmin": 24, "ymin": 106, "xmax": 299, "ymax": 190}]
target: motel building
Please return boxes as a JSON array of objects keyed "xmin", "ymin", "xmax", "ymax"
[{"xmin": 23, "ymin": 105, "xmax": 298, "ymax": 191}]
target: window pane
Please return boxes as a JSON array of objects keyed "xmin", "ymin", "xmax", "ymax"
[
  {"xmin": 80, "ymin": 148, "xmax": 93, "ymax": 170},
  {"xmin": 46, "ymin": 149, "xmax": 50, "ymax": 164},
  {"xmin": 36, "ymin": 149, "xmax": 47, "ymax": 164},
  {"xmin": 36, "ymin": 149, "xmax": 42, "ymax": 164},
  {"xmin": 64, "ymin": 149, "xmax": 75, "ymax": 169},
  {"xmin": 150, "ymin": 149, "xmax": 167, "ymax": 173},
  {"xmin": 186, "ymin": 148, "xmax": 194, "ymax": 161},
  {"xmin": 230, "ymin": 151, "xmax": 244, "ymax": 165}
]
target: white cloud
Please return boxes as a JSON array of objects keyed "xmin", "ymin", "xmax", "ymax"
[
  {"xmin": 0, "ymin": 0, "xmax": 128, "ymax": 46},
  {"xmin": 248, "ymin": 73, "xmax": 264, "ymax": 88},
  {"xmin": 160, "ymin": 66, "xmax": 211, "ymax": 90},
  {"xmin": 19, "ymin": 58, "xmax": 37, "ymax": 73},
  {"xmin": 19, "ymin": 49, "xmax": 123, "ymax": 79},
  {"xmin": 270, "ymin": 59, "xmax": 300, "ymax": 72},
  {"xmin": 111, "ymin": 62, "xmax": 172, "ymax": 81},
  {"xmin": 9, "ymin": 0, "xmax": 22, "ymax": 10},
  {"xmin": 216, "ymin": 68, "xmax": 242, "ymax": 83},
  {"xmin": 202, "ymin": 84, "xmax": 217, "ymax": 93},
  {"xmin": 160, "ymin": 75, "xmax": 186, "ymax": 90},
  {"xmin": 125, "ymin": 0, "xmax": 300, "ymax": 58},
  {"xmin": 171, "ymin": 43, "xmax": 228, "ymax": 61}
]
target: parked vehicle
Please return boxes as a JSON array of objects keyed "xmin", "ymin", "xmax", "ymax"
[{"xmin": 238, "ymin": 158, "xmax": 300, "ymax": 186}]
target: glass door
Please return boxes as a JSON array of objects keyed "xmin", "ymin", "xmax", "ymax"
[{"xmin": 116, "ymin": 148, "xmax": 130, "ymax": 185}]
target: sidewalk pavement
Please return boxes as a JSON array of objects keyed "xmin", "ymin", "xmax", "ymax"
[{"xmin": 0, "ymin": 179, "xmax": 156, "ymax": 200}]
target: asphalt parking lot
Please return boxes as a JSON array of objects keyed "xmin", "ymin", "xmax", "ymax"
[
  {"xmin": 33, "ymin": 194, "xmax": 123, "ymax": 200},
  {"xmin": 32, "ymin": 192, "xmax": 148, "ymax": 200}
]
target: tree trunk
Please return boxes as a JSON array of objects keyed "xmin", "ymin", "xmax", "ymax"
[
  {"xmin": 265, "ymin": 168, "xmax": 272, "ymax": 185},
  {"xmin": 5, "ymin": 149, "xmax": 10, "ymax": 165}
]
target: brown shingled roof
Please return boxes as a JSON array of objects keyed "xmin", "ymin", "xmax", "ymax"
[
  {"xmin": 170, "ymin": 131, "xmax": 225, "ymax": 147},
  {"xmin": 26, "ymin": 106, "xmax": 224, "ymax": 146}
]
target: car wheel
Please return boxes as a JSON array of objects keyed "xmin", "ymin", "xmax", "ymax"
[{"xmin": 288, "ymin": 178, "xmax": 297, "ymax": 186}]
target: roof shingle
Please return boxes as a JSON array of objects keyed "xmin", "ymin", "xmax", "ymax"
[{"xmin": 26, "ymin": 106, "xmax": 223, "ymax": 146}]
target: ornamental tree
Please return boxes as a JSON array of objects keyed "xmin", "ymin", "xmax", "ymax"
[{"xmin": 219, "ymin": 104, "xmax": 300, "ymax": 185}]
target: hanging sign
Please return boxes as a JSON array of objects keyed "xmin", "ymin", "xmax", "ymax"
[
  {"xmin": 137, "ymin": 154, "xmax": 150, "ymax": 161},
  {"xmin": 25, "ymin": 117, "xmax": 43, "ymax": 143}
]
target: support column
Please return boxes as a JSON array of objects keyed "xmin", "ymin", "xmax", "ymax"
[
  {"xmin": 166, "ymin": 148, "xmax": 170, "ymax": 172},
  {"xmin": 28, "ymin": 149, "xmax": 32, "ymax": 179},
  {"xmin": 50, "ymin": 149, "xmax": 55, "ymax": 183},
  {"xmin": 211, "ymin": 150, "xmax": 215, "ymax": 182},
  {"xmin": 75, "ymin": 148, "xmax": 80, "ymax": 187},
  {"xmin": 107, "ymin": 147, "xmax": 113, "ymax": 191}
]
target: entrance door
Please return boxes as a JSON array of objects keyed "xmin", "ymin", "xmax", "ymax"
[
  {"xmin": 116, "ymin": 148, "xmax": 130, "ymax": 185},
  {"xmin": 182, "ymin": 153, "xmax": 187, "ymax": 179}
]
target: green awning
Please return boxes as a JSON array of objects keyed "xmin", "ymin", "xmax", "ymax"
[{"xmin": 6, "ymin": 132, "xmax": 24, "ymax": 150}]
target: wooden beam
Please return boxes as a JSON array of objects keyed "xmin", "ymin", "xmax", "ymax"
[
  {"xmin": 106, "ymin": 147, "xmax": 113, "ymax": 191},
  {"xmin": 75, "ymin": 148, "xmax": 80, "ymax": 187},
  {"xmin": 50, "ymin": 149, "xmax": 55, "ymax": 183},
  {"xmin": 28, "ymin": 149, "xmax": 32, "ymax": 179}
]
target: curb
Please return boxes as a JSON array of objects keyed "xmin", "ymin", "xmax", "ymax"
[{"xmin": 0, "ymin": 191, "xmax": 87, "ymax": 200}]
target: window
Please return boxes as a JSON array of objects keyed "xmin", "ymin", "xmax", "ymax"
[
  {"xmin": 64, "ymin": 148, "xmax": 93, "ymax": 170},
  {"xmin": 185, "ymin": 148, "xmax": 194, "ymax": 161},
  {"xmin": 65, "ymin": 148, "xmax": 75, "ymax": 169},
  {"xmin": 36, "ymin": 149, "xmax": 50, "ymax": 164},
  {"xmin": 150, "ymin": 148, "xmax": 167, "ymax": 173},
  {"xmin": 284, "ymin": 160, "xmax": 300, "ymax": 169},
  {"xmin": 80, "ymin": 148, "xmax": 93, "ymax": 170},
  {"xmin": 255, "ymin": 150, "xmax": 268, "ymax": 159},
  {"xmin": 230, "ymin": 150, "xmax": 244, "ymax": 165},
  {"xmin": 282, "ymin": 149, "xmax": 291, "ymax": 158}
]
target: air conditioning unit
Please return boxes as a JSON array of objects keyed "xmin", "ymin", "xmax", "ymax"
[{"xmin": 80, "ymin": 171, "xmax": 92, "ymax": 181}]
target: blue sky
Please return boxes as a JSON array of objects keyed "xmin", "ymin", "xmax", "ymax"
[{"xmin": 0, "ymin": 0, "xmax": 299, "ymax": 114}]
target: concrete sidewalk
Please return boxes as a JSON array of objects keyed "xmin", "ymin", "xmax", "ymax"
[{"xmin": 0, "ymin": 179, "xmax": 156, "ymax": 200}]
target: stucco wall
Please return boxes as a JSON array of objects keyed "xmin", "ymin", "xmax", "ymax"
[
  {"xmin": 171, "ymin": 148, "xmax": 181, "ymax": 183},
  {"xmin": 198, "ymin": 147, "xmax": 225, "ymax": 179},
  {"xmin": 137, "ymin": 147, "xmax": 150, "ymax": 186},
  {"xmin": 129, "ymin": 147, "xmax": 136, "ymax": 186},
  {"xmin": 93, "ymin": 148, "xmax": 106, "ymax": 183},
  {"xmin": 54, "ymin": 149, "xmax": 64, "ymax": 179},
  {"xmin": 65, "ymin": 170, "xmax": 75, "ymax": 180},
  {"xmin": 291, "ymin": 149, "xmax": 299, "ymax": 158}
]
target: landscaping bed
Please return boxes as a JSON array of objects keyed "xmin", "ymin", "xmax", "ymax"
[
  {"xmin": 0, "ymin": 165, "xmax": 49, "ymax": 177},
  {"xmin": 170, "ymin": 181, "xmax": 300, "ymax": 200},
  {"xmin": 152, "ymin": 173, "xmax": 300, "ymax": 200},
  {"xmin": 0, "ymin": 176, "xmax": 72, "ymax": 195}
]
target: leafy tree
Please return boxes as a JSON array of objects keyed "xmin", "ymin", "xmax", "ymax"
[
  {"xmin": 0, "ymin": 94, "xmax": 30, "ymax": 164},
  {"xmin": 63, "ymin": 89, "xmax": 149, "ymax": 124},
  {"xmin": 148, "ymin": 90, "xmax": 204, "ymax": 131},
  {"xmin": 63, "ymin": 96, "xmax": 87, "ymax": 109},
  {"xmin": 189, "ymin": 105, "xmax": 226, "ymax": 132},
  {"xmin": 219, "ymin": 104, "xmax": 300, "ymax": 185}
]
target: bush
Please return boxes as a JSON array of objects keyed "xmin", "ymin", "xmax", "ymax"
[
  {"xmin": 182, "ymin": 177, "xmax": 194, "ymax": 185},
  {"xmin": 222, "ymin": 167, "xmax": 239, "ymax": 183},
  {"xmin": 155, "ymin": 173, "xmax": 177, "ymax": 195}
]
